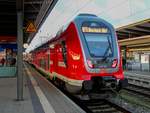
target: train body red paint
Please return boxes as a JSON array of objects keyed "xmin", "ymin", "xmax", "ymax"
[{"xmin": 31, "ymin": 14, "xmax": 128, "ymax": 93}]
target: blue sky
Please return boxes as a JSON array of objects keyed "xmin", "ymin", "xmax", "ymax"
[{"xmin": 26, "ymin": 0, "xmax": 150, "ymax": 53}]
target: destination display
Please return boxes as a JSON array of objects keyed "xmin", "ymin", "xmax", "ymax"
[{"xmin": 82, "ymin": 27, "xmax": 108, "ymax": 33}]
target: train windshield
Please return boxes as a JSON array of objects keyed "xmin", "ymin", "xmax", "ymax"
[
  {"xmin": 84, "ymin": 33, "xmax": 113, "ymax": 57},
  {"xmin": 81, "ymin": 21, "xmax": 113, "ymax": 57}
]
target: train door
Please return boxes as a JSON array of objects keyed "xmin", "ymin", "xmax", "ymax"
[
  {"xmin": 55, "ymin": 43, "xmax": 62, "ymax": 73},
  {"xmin": 49, "ymin": 44, "xmax": 55, "ymax": 73},
  {"xmin": 61, "ymin": 41, "xmax": 67, "ymax": 67},
  {"xmin": 53, "ymin": 44, "xmax": 59, "ymax": 72},
  {"xmin": 47, "ymin": 49, "xmax": 50, "ymax": 71}
]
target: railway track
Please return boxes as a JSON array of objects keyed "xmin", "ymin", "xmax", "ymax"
[
  {"xmin": 124, "ymin": 84, "xmax": 150, "ymax": 98},
  {"xmin": 79, "ymin": 99, "xmax": 131, "ymax": 113}
]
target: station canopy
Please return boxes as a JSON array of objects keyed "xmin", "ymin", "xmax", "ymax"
[
  {"xmin": 0, "ymin": 0, "xmax": 57, "ymax": 43},
  {"xmin": 116, "ymin": 19, "xmax": 150, "ymax": 40},
  {"xmin": 25, "ymin": 0, "xmax": 150, "ymax": 53}
]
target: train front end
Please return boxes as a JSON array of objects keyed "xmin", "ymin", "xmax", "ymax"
[{"xmin": 75, "ymin": 14, "xmax": 128, "ymax": 93}]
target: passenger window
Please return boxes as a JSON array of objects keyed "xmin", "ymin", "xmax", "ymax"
[
  {"xmin": 61, "ymin": 41, "xmax": 67, "ymax": 66},
  {"xmin": 40, "ymin": 58, "xmax": 46, "ymax": 69},
  {"xmin": 48, "ymin": 54, "xmax": 50, "ymax": 69}
]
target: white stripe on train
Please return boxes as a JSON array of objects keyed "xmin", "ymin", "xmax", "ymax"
[{"xmin": 37, "ymin": 67, "xmax": 83, "ymax": 86}]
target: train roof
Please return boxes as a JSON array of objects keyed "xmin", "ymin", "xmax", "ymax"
[{"xmin": 74, "ymin": 13, "xmax": 113, "ymax": 28}]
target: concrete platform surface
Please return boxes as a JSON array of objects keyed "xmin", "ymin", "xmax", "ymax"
[
  {"xmin": 0, "ymin": 77, "xmax": 34, "ymax": 113},
  {"xmin": 0, "ymin": 63, "xmax": 86, "ymax": 113},
  {"xmin": 24, "ymin": 63, "xmax": 86, "ymax": 113}
]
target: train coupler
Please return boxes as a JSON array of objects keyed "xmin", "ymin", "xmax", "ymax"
[{"xmin": 119, "ymin": 78, "xmax": 128, "ymax": 88}]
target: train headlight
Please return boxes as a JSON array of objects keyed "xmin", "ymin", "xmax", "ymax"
[
  {"xmin": 87, "ymin": 59, "xmax": 94, "ymax": 68},
  {"xmin": 112, "ymin": 59, "xmax": 118, "ymax": 68}
]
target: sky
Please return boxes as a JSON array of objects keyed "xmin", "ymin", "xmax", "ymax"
[{"xmin": 26, "ymin": 0, "xmax": 150, "ymax": 53}]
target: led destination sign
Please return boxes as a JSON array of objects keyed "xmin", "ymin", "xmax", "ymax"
[{"xmin": 82, "ymin": 27, "xmax": 108, "ymax": 33}]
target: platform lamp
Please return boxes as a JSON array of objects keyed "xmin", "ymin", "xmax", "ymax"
[{"xmin": 23, "ymin": 43, "xmax": 29, "ymax": 49}]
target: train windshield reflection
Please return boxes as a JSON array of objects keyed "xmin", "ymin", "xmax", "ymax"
[{"xmin": 84, "ymin": 33, "xmax": 113, "ymax": 57}]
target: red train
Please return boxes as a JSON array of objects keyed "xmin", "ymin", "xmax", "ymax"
[{"xmin": 31, "ymin": 14, "xmax": 128, "ymax": 94}]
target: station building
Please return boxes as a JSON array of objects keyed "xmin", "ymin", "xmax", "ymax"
[{"xmin": 117, "ymin": 19, "xmax": 150, "ymax": 71}]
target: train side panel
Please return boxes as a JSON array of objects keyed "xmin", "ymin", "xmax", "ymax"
[{"xmin": 50, "ymin": 22, "xmax": 86, "ymax": 81}]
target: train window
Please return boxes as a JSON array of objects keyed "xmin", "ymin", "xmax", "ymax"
[
  {"xmin": 84, "ymin": 34, "xmax": 113, "ymax": 57},
  {"xmin": 61, "ymin": 41, "xmax": 67, "ymax": 66},
  {"xmin": 40, "ymin": 59, "xmax": 46, "ymax": 69},
  {"xmin": 82, "ymin": 21, "xmax": 113, "ymax": 57},
  {"xmin": 48, "ymin": 54, "xmax": 50, "ymax": 69}
]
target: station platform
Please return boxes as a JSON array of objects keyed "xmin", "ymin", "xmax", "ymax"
[
  {"xmin": 124, "ymin": 70, "xmax": 150, "ymax": 79},
  {"xmin": 0, "ymin": 63, "xmax": 85, "ymax": 113},
  {"xmin": 124, "ymin": 70, "xmax": 150, "ymax": 88}
]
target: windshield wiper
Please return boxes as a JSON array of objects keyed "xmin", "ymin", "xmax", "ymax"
[{"xmin": 102, "ymin": 36, "xmax": 112, "ymax": 61}]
